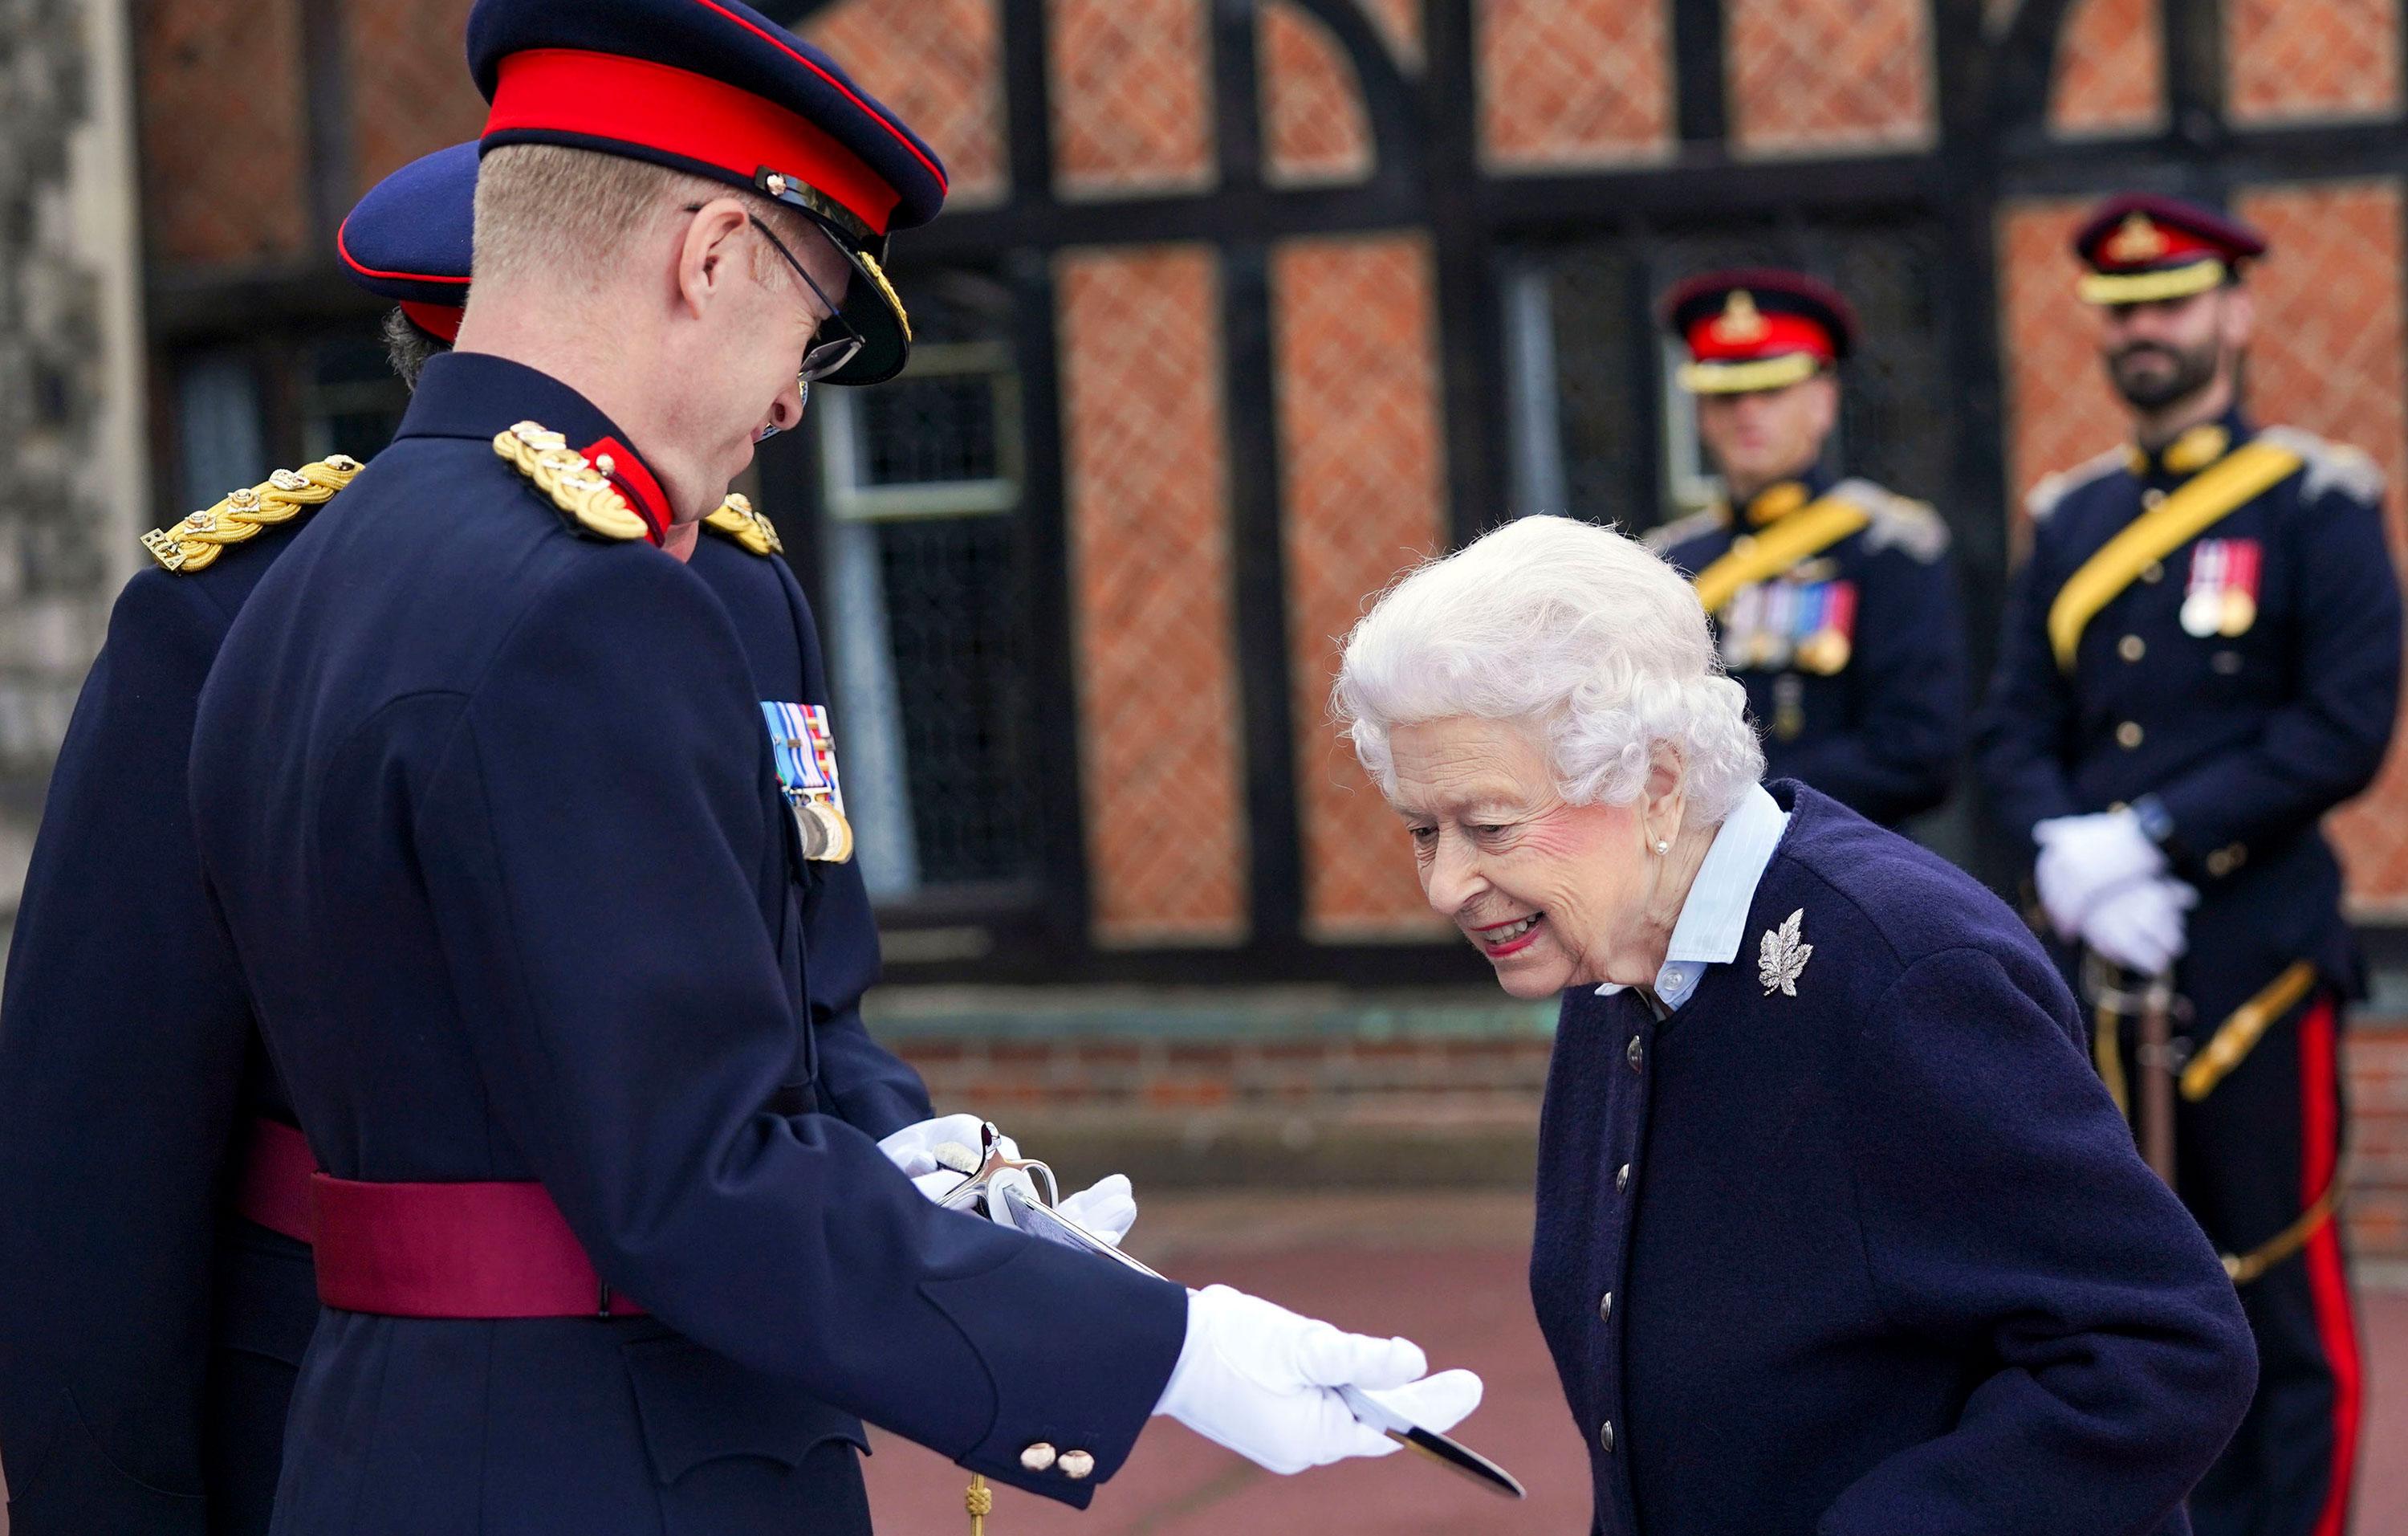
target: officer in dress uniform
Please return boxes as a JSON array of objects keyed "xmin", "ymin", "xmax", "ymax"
[
  {"xmin": 0, "ymin": 139, "xmax": 992, "ymax": 1532},
  {"xmin": 1977, "ymin": 193, "xmax": 2402, "ymax": 1536},
  {"xmin": 1645, "ymin": 269, "xmax": 1965, "ymax": 827},
  {"xmin": 177, "ymin": 3, "xmax": 1478, "ymax": 1531}
]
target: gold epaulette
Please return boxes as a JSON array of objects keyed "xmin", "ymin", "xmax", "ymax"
[
  {"xmin": 702, "ymin": 494, "xmax": 784, "ymax": 556},
  {"xmin": 492, "ymin": 421, "xmax": 649, "ymax": 541},
  {"xmin": 141, "ymin": 454, "xmax": 363, "ymax": 573}
]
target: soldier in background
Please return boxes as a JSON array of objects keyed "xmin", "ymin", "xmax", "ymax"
[
  {"xmin": 1648, "ymin": 269, "xmax": 1965, "ymax": 828},
  {"xmin": 1978, "ymin": 192, "xmax": 2400, "ymax": 1536}
]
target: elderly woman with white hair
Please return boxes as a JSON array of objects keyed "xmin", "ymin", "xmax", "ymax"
[{"xmin": 1335, "ymin": 515, "xmax": 2255, "ymax": 1536}]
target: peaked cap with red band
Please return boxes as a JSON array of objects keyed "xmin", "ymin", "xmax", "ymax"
[
  {"xmin": 466, "ymin": 0, "xmax": 948, "ymax": 383},
  {"xmin": 1660, "ymin": 267, "xmax": 1857, "ymax": 395},
  {"xmin": 337, "ymin": 141, "xmax": 478, "ymax": 343},
  {"xmin": 2072, "ymin": 193, "xmax": 2266, "ymax": 307}
]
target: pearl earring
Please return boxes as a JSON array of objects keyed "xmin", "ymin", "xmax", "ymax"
[{"xmin": 1653, "ymin": 839, "xmax": 1670, "ymax": 855}]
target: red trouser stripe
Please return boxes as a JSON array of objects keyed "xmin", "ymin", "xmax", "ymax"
[{"xmin": 2299, "ymin": 996, "xmax": 2360, "ymax": 1536}]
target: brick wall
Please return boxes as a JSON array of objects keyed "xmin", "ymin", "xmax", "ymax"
[
  {"xmin": 2049, "ymin": 0, "xmax": 2163, "ymax": 136},
  {"xmin": 1056, "ymin": 246, "xmax": 1250, "ymax": 946},
  {"xmin": 1726, "ymin": 0, "xmax": 1934, "ymax": 155},
  {"xmin": 1048, "ymin": 0, "xmax": 1214, "ymax": 199},
  {"xmin": 2355, "ymin": 1025, "xmax": 2408, "ymax": 1270},
  {"xmin": 1272, "ymin": 233, "xmax": 1450, "ymax": 939},
  {"xmin": 803, "ymin": 0, "xmax": 1007, "ymax": 207},
  {"xmin": 1259, "ymin": 0, "xmax": 1373, "ymax": 188},
  {"xmin": 139, "ymin": 0, "xmax": 308, "ymax": 264},
  {"xmin": 346, "ymin": 0, "xmax": 480, "ymax": 193},
  {"xmin": 2227, "ymin": 0, "xmax": 2401, "ymax": 124},
  {"xmin": 1474, "ymin": 0, "xmax": 1672, "ymax": 171}
]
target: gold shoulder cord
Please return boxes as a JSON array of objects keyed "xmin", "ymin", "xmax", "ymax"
[
  {"xmin": 492, "ymin": 421, "xmax": 649, "ymax": 541},
  {"xmin": 1690, "ymin": 495, "xmax": 1873, "ymax": 614},
  {"xmin": 966, "ymin": 1473, "xmax": 991, "ymax": 1534},
  {"xmin": 142, "ymin": 455, "xmax": 364, "ymax": 572},
  {"xmin": 702, "ymin": 493, "xmax": 784, "ymax": 556}
]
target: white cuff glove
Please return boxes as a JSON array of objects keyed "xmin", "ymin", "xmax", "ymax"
[
  {"xmin": 2033, "ymin": 810, "xmax": 2165, "ymax": 941},
  {"xmin": 878, "ymin": 1117, "xmax": 1141, "ymax": 1244},
  {"xmin": 2079, "ymin": 877, "xmax": 2197, "ymax": 976},
  {"xmin": 1153, "ymin": 1284, "xmax": 1483, "ymax": 1475},
  {"xmin": 876, "ymin": 1113, "xmax": 989, "ymax": 1201}
]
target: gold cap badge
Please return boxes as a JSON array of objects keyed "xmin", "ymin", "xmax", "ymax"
[
  {"xmin": 1709, "ymin": 290, "xmax": 1770, "ymax": 344},
  {"xmin": 2103, "ymin": 214, "xmax": 2170, "ymax": 265}
]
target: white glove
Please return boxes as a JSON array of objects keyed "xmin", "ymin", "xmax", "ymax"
[
  {"xmin": 2033, "ymin": 810, "xmax": 2165, "ymax": 941},
  {"xmin": 2080, "ymin": 878, "xmax": 2197, "ymax": 976},
  {"xmin": 1154, "ymin": 1284, "xmax": 1483, "ymax": 1475},
  {"xmin": 1056, "ymin": 1172, "xmax": 1138, "ymax": 1245},
  {"xmin": 878, "ymin": 1118, "xmax": 1141, "ymax": 1242},
  {"xmin": 876, "ymin": 1114, "xmax": 989, "ymax": 1202}
]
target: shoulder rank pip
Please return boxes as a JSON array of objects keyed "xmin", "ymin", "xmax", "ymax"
[
  {"xmin": 2252, "ymin": 426, "xmax": 2386, "ymax": 507},
  {"xmin": 1828, "ymin": 479, "xmax": 1950, "ymax": 562},
  {"xmin": 142, "ymin": 455, "xmax": 363, "ymax": 573},
  {"xmin": 493, "ymin": 421, "xmax": 649, "ymax": 542},
  {"xmin": 702, "ymin": 494, "xmax": 784, "ymax": 556}
]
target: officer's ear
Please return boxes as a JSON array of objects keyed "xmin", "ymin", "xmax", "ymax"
[
  {"xmin": 674, "ymin": 198, "xmax": 754, "ymax": 319},
  {"xmin": 2217, "ymin": 283, "xmax": 2255, "ymax": 351},
  {"xmin": 1803, "ymin": 372, "xmax": 1841, "ymax": 438}
]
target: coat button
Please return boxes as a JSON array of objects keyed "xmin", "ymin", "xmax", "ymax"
[
  {"xmin": 2142, "ymin": 489, "xmax": 2166, "ymax": 509},
  {"xmin": 1021, "ymin": 1443, "xmax": 1057, "ymax": 1473},
  {"xmin": 1600, "ymin": 1290, "xmax": 1613, "ymax": 1322},
  {"xmin": 1059, "ymin": 1449, "xmax": 1096, "ymax": 1481},
  {"xmin": 2118, "ymin": 634, "xmax": 2146, "ymax": 662},
  {"xmin": 1599, "ymin": 1420, "xmax": 1615, "ymax": 1453},
  {"xmin": 1616, "ymin": 1163, "xmax": 1630, "ymax": 1192},
  {"xmin": 2141, "ymin": 561, "xmax": 2164, "ymax": 583},
  {"xmin": 1626, "ymin": 1036, "xmax": 1644, "ymax": 1071},
  {"xmin": 2116, "ymin": 721, "xmax": 2144, "ymax": 750}
]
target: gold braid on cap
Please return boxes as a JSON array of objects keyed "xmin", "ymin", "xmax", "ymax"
[
  {"xmin": 702, "ymin": 493, "xmax": 784, "ymax": 556},
  {"xmin": 492, "ymin": 421, "xmax": 650, "ymax": 541},
  {"xmin": 143, "ymin": 454, "xmax": 364, "ymax": 573}
]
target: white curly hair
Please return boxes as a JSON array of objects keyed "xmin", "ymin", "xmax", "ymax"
[{"xmin": 1332, "ymin": 514, "xmax": 1763, "ymax": 826}]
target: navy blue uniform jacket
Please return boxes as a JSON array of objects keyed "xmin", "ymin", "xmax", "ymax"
[
  {"xmin": 0, "ymin": 423, "xmax": 929, "ymax": 1531},
  {"xmin": 1649, "ymin": 470, "xmax": 1966, "ymax": 826},
  {"xmin": 1533, "ymin": 783, "xmax": 2255, "ymax": 1535},
  {"xmin": 184, "ymin": 352, "xmax": 1186, "ymax": 1531},
  {"xmin": 1976, "ymin": 414, "xmax": 2401, "ymax": 1019}
]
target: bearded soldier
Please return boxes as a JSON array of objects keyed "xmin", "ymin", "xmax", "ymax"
[{"xmin": 1978, "ymin": 192, "xmax": 2400, "ymax": 1536}]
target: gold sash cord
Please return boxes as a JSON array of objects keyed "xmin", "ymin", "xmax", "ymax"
[
  {"xmin": 2182, "ymin": 960, "xmax": 2318, "ymax": 1101},
  {"xmin": 1690, "ymin": 495, "xmax": 1872, "ymax": 614},
  {"xmin": 2094, "ymin": 959, "xmax": 2337, "ymax": 1285},
  {"xmin": 2225, "ymin": 1171, "xmax": 2346, "ymax": 1286},
  {"xmin": 2045, "ymin": 442, "xmax": 2303, "ymax": 670}
]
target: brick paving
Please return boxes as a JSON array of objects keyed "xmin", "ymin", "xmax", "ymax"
[{"xmin": 860, "ymin": 1191, "xmax": 2408, "ymax": 1535}]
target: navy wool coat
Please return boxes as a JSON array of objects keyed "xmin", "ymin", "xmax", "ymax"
[{"xmin": 1532, "ymin": 783, "xmax": 2256, "ymax": 1536}]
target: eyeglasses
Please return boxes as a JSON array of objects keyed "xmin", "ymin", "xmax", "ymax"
[
  {"xmin": 746, "ymin": 214, "xmax": 866, "ymax": 383},
  {"xmin": 680, "ymin": 202, "xmax": 866, "ymax": 385}
]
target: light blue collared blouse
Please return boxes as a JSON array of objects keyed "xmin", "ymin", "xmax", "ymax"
[{"xmin": 1593, "ymin": 781, "xmax": 1791, "ymax": 1012}]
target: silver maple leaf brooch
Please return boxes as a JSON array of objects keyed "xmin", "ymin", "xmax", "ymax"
[{"xmin": 1758, "ymin": 908, "xmax": 1812, "ymax": 996}]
